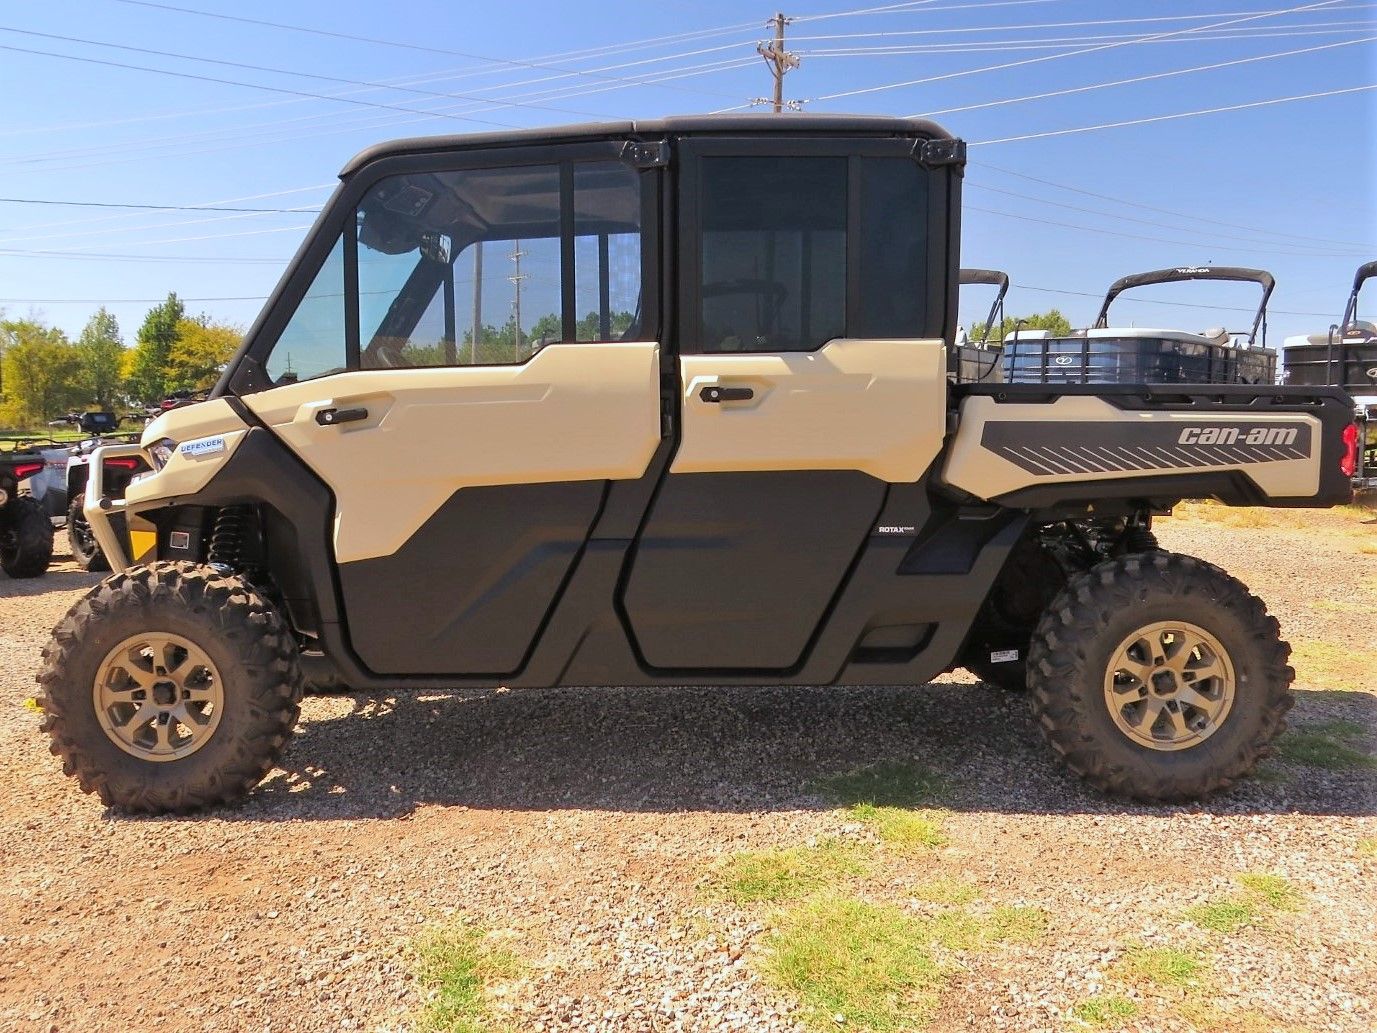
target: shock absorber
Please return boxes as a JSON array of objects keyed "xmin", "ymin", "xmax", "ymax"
[
  {"xmin": 207, "ymin": 505, "xmax": 252, "ymax": 571},
  {"xmin": 1121, "ymin": 516, "xmax": 1160, "ymax": 554}
]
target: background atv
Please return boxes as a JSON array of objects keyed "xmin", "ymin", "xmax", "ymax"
[
  {"xmin": 0, "ymin": 439, "xmax": 55, "ymax": 578},
  {"xmin": 43, "ymin": 115, "xmax": 1356, "ymax": 815},
  {"xmin": 51, "ymin": 413, "xmax": 148, "ymax": 572}
]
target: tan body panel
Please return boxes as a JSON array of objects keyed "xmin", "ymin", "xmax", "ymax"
[
  {"xmin": 942, "ymin": 394, "xmax": 1322, "ymax": 500},
  {"xmin": 243, "ymin": 342, "xmax": 662, "ymax": 563},
  {"xmin": 675, "ymin": 338, "xmax": 947, "ymax": 482},
  {"xmin": 125, "ymin": 398, "xmax": 250, "ymax": 510}
]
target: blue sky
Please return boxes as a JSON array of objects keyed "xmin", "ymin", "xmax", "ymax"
[{"xmin": 1, "ymin": 0, "xmax": 1373, "ymax": 347}]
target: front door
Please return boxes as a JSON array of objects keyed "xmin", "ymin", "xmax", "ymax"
[
  {"xmin": 241, "ymin": 147, "xmax": 663, "ymax": 675},
  {"xmin": 621, "ymin": 142, "xmax": 951, "ymax": 672}
]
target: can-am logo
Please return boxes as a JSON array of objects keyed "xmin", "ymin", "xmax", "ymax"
[
  {"xmin": 1178, "ymin": 426, "xmax": 1297, "ymax": 446},
  {"xmin": 1053, "ymin": 355, "xmax": 1075, "ymax": 365},
  {"xmin": 1366, "ymin": 366, "xmax": 1377, "ymax": 379}
]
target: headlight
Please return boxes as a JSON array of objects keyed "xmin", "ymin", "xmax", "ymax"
[{"xmin": 147, "ymin": 438, "xmax": 175, "ymax": 470}]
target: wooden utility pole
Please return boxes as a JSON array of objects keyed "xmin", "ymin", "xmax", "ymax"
[{"xmin": 756, "ymin": 12, "xmax": 799, "ymax": 113}]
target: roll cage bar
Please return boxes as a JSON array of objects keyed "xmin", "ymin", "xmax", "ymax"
[
  {"xmin": 1093, "ymin": 266, "xmax": 1275, "ymax": 347},
  {"xmin": 1340, "ymin": 259, "xmax": 1377, "ymax": 330},
  {"xmin": 959, "ymin": 268, "xmax": 1009, "ymax": 347}
]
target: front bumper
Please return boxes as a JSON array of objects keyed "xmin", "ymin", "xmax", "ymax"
[{"xmin": 83, "ymin": 443, "xmax": 144, "ymax": 571}]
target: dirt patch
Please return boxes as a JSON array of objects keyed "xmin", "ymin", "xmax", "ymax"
[{"xmin": 0, "ymin": 512, "xmax": 1373, "ymax": 1032}]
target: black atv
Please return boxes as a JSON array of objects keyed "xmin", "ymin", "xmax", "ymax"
[{"xmin": 0, "ymin": 438, "xmax": 56, "ymax": 578}]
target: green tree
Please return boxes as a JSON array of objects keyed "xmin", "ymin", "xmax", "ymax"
[
  {"xmin": 971, "ymin": 308, "xmax": 1073, "ymax": 346},
  {"xmin": 127, "ymin": 292, "xmax": 184, "ymax": 403},
  {"xmin": 166, "ymin": 316, "xmax": 240, "ymax": 392},
  {"xmin": 0, "ymin": 319, "xmax": 83, "ymax": 427},
  {"xmin": 74, "ymin": 307, "xmax": 126, "ymax": 409}
]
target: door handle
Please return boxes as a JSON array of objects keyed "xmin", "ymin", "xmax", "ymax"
[
  {"xmin": 699, "ymin": 385, "xmax": 754, "ymax": 404},
  {"xmin": 316, "ymin": 406, "xmax": 368, "ymax": 426}
]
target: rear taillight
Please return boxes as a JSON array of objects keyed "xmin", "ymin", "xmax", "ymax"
[
  {"xmin": 1339, "ymin": 422, "xmax": 1359, "ymax": 477},
  {"xmin": 12, "ymin": 461, "xmax": 43, "ymax": 480},
  {"xmin": 105, "ymin": 457, "xmax": 140, "ymax": 470}
]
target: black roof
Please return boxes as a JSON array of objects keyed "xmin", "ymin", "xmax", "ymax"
[{"xmin": 340, "ymin": 113, "xmax": 953, "ymax": 176}]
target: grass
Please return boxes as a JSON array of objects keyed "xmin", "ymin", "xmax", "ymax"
[
  {"xmin": 765, "ymin": 895, "xmax": 945, "ymax": 1032},
  {"xmin": 1273, "ymin": 718, "xmax": 1376, "ymax": 771},
  {"xmin": 1116, "ymin": 945, "xmax": 1205, "ymax": 989},
  {"xmin": 1184, "ymin": 899, "xmax": 1258, "ymax": 934},
  {"xmin": 1184, "ymin": 872, "xmax": 1304, "ymax": 935},
  {"xmin": 1177, "ymin": 1000, "xmax": 1280, "ymax": 1033},
  {"xmin": 1236, "ymin": 872, "xmax": 1303, "ymax": 911},
  {"xmin": 1072, "ymin": 994, "xmax": 1139, "ymax": 1028},
  {"xmin": 988, "ymin": 905, "xmax": 1049, "ymax": 944},
  {"xmin": 762, "ymin": 894, "xmax": 1050, "ymax": 1030},
  {"xmin": 706, "ymin": 841, "xmax": 867, "ymax": 904},
  {"xmin": 814, "ymin": 761, "xmax": 949, "ymax": 849},
  {"xmin": 411, "ymin": 923, "xmax": 518, "ymax": 1033},
  {"xmin": 1359, "ymin": 837, "xmax": 1377, "ymax": 858}
]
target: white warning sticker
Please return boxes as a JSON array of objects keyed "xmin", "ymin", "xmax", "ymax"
[{"xmin": 989, "ymin": 649, "xmax": 1020, "ymax": 664}]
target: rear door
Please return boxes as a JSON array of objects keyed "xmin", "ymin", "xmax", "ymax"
[
  {"xmin": 241, "ymin": 145, "xmax": 663, "ymax": 675},
  {"xmin": 621, "ymin": 139, "xmax": 951, "ymax": 672}
]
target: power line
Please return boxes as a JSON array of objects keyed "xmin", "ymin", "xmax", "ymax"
[
  {"xmin": 965, "ymin": 202, "xmax": 1367, "ymax": 257},
  {"xmin": 970, "ymin": 162, "xmax": 1374, "ymax": 250},
  {"xmin": 807, "ymin": 0, "xmax": 1347, "ymax": 102},
  {"xmin": 0, "ymin": 248, "xmax": 284, "ymax": 263},
  {"xmin": 0, "ymin": 26, "xmax": 624, "ymax": 122},
  {"xmin": 973, "ymin": 83, "xmax": 1377, "ymax": 145},
  {"xmin": 916, "ymin": 35, "xmax": 1377, "ymax": 118},
  {"xmin": 0, "ymin": 41, "xmax": 527, "ymax": 130},
  {"xmin": 965, "ymin": 187, "xmax": 1367, "ymax": 256},
  {"xmin": 0, "ymin": 196, "xmax": 315, "ymax": 213},
  {"xmin": 790, "ymin": 7, "xmax": 1377, "ymax": 40},
  {"xmin": 806, "ymin": 24, "xmax": 1376, "ymax": 55},
  {"xmin": 107, "ymin": 0, "xmax": 753, "ymax": 102}
]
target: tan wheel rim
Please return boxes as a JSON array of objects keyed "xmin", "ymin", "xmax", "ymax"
[
  {"xmin": 1102, "ymin": 620, "xmax": 1235, "ymax": 752},
  {"xmin": 93, "ymin": 633, "xmax": 224, "ymax": 761}
]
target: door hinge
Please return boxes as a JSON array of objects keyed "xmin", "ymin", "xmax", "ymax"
[
  {"xmin": 914, "ymin": 138, "xmax": 967, "ymax": 171},
  {"xmin": 621, "ymin": 139, "xmax": 670, "ymax": 169}
]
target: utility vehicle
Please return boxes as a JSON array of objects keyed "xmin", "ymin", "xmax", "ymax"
[
  {"xmin": 1002, "ymin": 266, "xmax": 1278, "ymax": 386},
  {"xmin": 1282, "ymin": 259, "xmax": 1376, "ymax": 490},
  {"xmin": 47, "ymin": 412, "xmax": 149, "ymax": 571},
  {"xmin": 0, "ymin": 438, "xmax": 55, "ymax": 578},
  {"xmin": 39, "ymin": 116, "xmax": 1356, "ymax": 814}
]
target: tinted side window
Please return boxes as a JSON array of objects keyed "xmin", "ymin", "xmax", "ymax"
[
  {"xmin": 698, "ymin": 156, "xmax": 846, "ymax": 353},
  {"xmin": 265, "ymin": 234, "xmax": 345, "ymax": 385},
  {"xmin": 352, "ymin": 160, "xmax": 641, "ymax": 370},
  {"xmin": 854, "ymin": 158, "xmax": 929, "ymax": 339}
]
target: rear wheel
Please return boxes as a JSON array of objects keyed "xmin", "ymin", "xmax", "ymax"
[
  {"xmin": 37, "ymin": 562, "xmax": 302, "ymax": 813},
  {"xmin": 1027, "ymin": 552, "xmax": 1292, "ymax": 802},
  {"xmin": 0, "ymin": 494, "xmax": 54, "ymax": 578},
  {"xmin": 67, "ymin": 492, "xmax": 110, "ymax": 572}
]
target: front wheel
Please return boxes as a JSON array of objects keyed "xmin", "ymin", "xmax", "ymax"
[
  {"xmin": 37, "ymin": 562, "xmax": 303, "ymax": 813},
  {"xmin": 0, "ymin": 494, "xmax": 55, "ymax": 578},
  {"xmin": 1027, "ymin": 552, "xmax": 1292, "ymax": 802},
  {"xmin": 67, "ymin": 492, "xmax": 110, "ymax": 572}
]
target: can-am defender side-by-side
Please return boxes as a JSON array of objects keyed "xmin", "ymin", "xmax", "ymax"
[
  {"xmin": 1001, "ymin": 266, "xmax": 1279, "ymax": 386},
  {"xmin": 1282, "ymin": 260, "xmax": 1377, "ymax": 490},
  {"xmin": 39, "ymin": 116, "xmax": 1356, "ymax": 814}
]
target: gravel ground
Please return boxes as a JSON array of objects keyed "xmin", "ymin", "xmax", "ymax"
[{"xmin": 0, "ymin": 504, "xmax": 1373, "ymax": 1033}]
